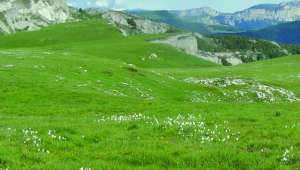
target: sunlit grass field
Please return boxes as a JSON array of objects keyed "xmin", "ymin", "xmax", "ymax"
[{"xmin": 0, "ymin": 19, "xmax": 300, "ymax": 169}]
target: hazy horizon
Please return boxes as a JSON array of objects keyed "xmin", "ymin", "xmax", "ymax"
[{"xmin": 68, "ymin": 0, "xmax": 295, "ymax": 12}]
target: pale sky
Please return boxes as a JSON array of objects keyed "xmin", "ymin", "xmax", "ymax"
[{"xmin": 67, "ymin": 0, "xmax": 294, "ymax": 12}]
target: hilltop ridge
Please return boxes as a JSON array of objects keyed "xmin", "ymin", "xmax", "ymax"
[{"xmin": 0, "ymin": 0, "xmax": 72, "ymax": 33}]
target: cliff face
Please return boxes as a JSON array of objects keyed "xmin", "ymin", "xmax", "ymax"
[
  {"xmin": 0, "ymin": 0, "xmax": 72, "ymax": 33},
  {"xmin": 154, "ymin": 33, "xmax": 289, "ymax": 66},
  {"xmin": 130, "ymin": 1, "xmax": 300, "ymax": 32},
  {"xmin": 178, "ymin": 1, "xmax": 300, "ymax": 30},
  {"xmin": 102, "ymin": 11, "xmax": 171, "ymax": 36},
  {"xmin": 219, "ymin": 1, "xmax": 300, "ymax": 30}
]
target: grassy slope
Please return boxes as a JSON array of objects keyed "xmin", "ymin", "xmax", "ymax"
[{"xmin": 0, "ymin": 19, "xmax": 300, "ymax": 169}]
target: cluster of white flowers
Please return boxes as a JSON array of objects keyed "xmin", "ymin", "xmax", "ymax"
[
  {"xmin": 97, "ymin": 113, "xmax": 152, "ymax": 123},
  {"xmin": 55, "ymin": 75, "xmax": 65, "ymax": 82},
  {"xmin": 161, "ymin": 114, "xmax": 240, "ymax": 143},
  {"xmin": 77, "ymin": 83, "xmax": 89, "ymax": 87},
  {"xmin": 33, "ymin": 65, "xmax": 46, "ymax": 69},
  {"xmin": 167, "ymin": 75, "xmax": 176, "ymax": 80},
  {"xmin": 22, "ymin": 128, "xmax": 49, "ymax": 154},
  {"xmin": 0, "ymin": 49, "xmax": 33, "ymax": 57},
  {"xmin": 48, "ymin": 130, "xmax": 66, "ymax": 141},
  {"xmin": 5, "ymin": 127, "xmax": 70, "ymax": 155},
  {"xmin": 80, "ymin": 167, "xmax": 92, "ymax": 170},
  {"xmin": 151, "ymin": 70, "xmax": 162, "ymax": 76},
  {"xmin": 103, "ymin": 89, "xmax": 126, "ymax": 97},
  {"xmin": 284, "ymin": 123, "xmax": 299, "ymax": 129},
  {"xmin": 255, "ymin": 84, "xmax": 299, "ymax": 102},
  {"xmin": 78, "ymin": 66, "xmax": 88, "ymax": 73},
  {"xmin": 127, "ymin": 63, "xmax": 136, "ymax": 68},
  {"xmin": 281, "ymin": 147, "xmax": 294, "ymax": 163},
  {"xmin": 191, "ymin": 92, "xmax": 222, "ymax": 103},
  {"xmin": 97, "ymin": 113, "xmax": 239, "ymax": 143},
  {"xmin": 142, "ymin": 53, "xmax": 159, "ymax": 61},
  {"xmin": 135, "ymin": 87, "xmax": 154, "ymax": 100},
  {"xmin": 42, "ymin": 51, "xmax": 52, "ymax": 55},
  {"xmin": 5, "ymin": 127, "xmax": 16, "ymax": 142},
  {"xmin": 120, "ymin": 82, "xmax": 154, "ymax": 100}
]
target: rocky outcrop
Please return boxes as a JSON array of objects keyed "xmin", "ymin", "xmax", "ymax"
[
  {"xmin": 154, "ymin": 33, "xmax": 288, "ymax": 66},
  {"xmin": 157, "ymin": 33, "xmax": 199, "ymax": 54},
  {"xmin": 153, "ymin": 33, "xmax": 241, "ymax": 65},
  {"xmin": 0, "ymin": 0, "xmax": 72, "ymax": 34},
  {"xmin": 185, "ymin": 77, "xmax": 300, "ymax": 103},
  {"xmin": 174, "ymin": 7, "xmax": 222, "ymax": 25},
  {"xmin": 102, "ymin": 11, "xmax": 171, "ymax": 36}
]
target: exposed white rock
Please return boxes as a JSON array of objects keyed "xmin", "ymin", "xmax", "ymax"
[
  {"xmin": 148, "ymin": 53, "xmax": 158, "ymax": 60},
  {"xmin": 184, "ymin": 77, "xmax": 300, "ymax": 103},
  {"xmin": 0, "ymin": 21, "xmax": 11, "ymax": 33},
  {"xmin": 102, "ymin": 11, "xmax": 170, "ymax": 35},
  {"xmin": 153, "ymin": 33, "xmax": 245, "ymax": 65},
  {"xmin": 103, "ymin": 11, "xmax": 130, "ymax": 26},
  {"xmin": 0, "ymin": 0, "xmax": 72, "ymax": 34},
  {"xmin": 158, "ymin": 33, "xmax": 199, "ymax": 54},
  {"xmin": 177, "ymin": 7, "xmax": 221, "ymax": 25},
  {"xmin": 154, "ymin": 32, "xmax": 288, "ymax": 65},
  {"xmin": 120, "ymin": 28, "xmax": 128, "ymax": 37},
  {"xmin": 185, "ymin": 77, "xmax": 247, "ymax": 87},
  {"xmin": 134, "ymin": 19, "xmax": 169, "ymax": 34},
  {"xmin": 222, "ymin": 57, "xmax": 243, "ymax": 65}
]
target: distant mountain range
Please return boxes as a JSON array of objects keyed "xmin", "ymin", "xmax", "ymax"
[
  {"xmin": 235, "ymin": 21, "xmax": 300, "ymax": 44},
  {"xmin": 128, "ymin": 8, "xmax": 240, "ymax": 34},
  {"xmin": 129, "ymin": 1, "xmax": 300, "ymax": 34}
]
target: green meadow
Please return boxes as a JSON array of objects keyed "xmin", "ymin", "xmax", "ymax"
[{"xmin": 0, "ymin": 19, "xmax": 299, "ymax": 169}]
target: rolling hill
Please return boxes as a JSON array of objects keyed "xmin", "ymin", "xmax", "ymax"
[
  {"xmin": 0, "ymin": 0, "xmax": 300, "ymax": 169},
  {"xmin": 0, "ymin": 17, "xmax": 300, "ymax": 169}
]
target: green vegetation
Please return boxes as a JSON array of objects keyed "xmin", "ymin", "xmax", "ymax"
[
  {"xmin": 283, "ymin": 44, "xmax": 300, "ymax": 54},
  {"xmin": 71, "ymin": 9, "xmax": 103, "ymax": 20},
  {"xmin": 195, "ymin": 35, "xmax": 288, "ymax": 62},
  {"xmin": 0, "ymin": 19, "xmax": 300, "ymax": 169},
  {"xmin": 0, "ymin": 12, "xmax": 9, "ymax": 27},
  {"xmin": 126, "ymin": 18, "xmax": 137, "ymax": 29}
]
